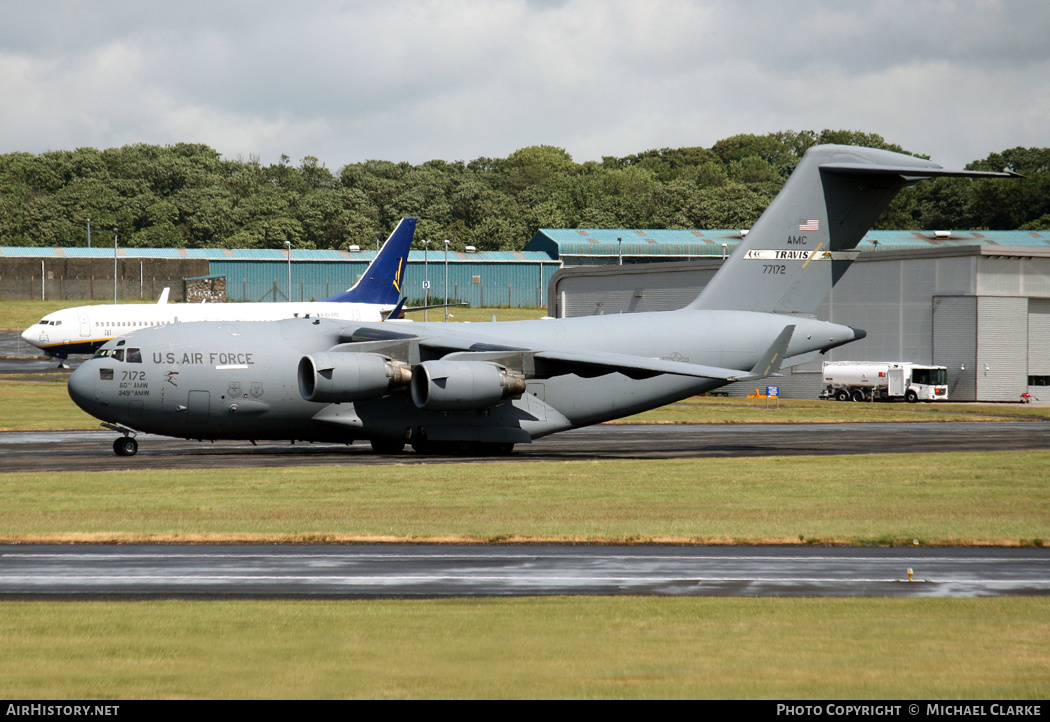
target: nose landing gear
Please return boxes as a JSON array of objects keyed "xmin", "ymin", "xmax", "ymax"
[
  {"xmin": 113, "ymin": 436, "xmax": 139, "ymax": 456},
  {"xmin": 102, "ymin": 423, "xmax": 139, "ymax": 457}
]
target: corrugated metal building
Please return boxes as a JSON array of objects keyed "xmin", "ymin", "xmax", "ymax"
[
  {"xmin": 546, "ymin": 234, "xmax": 1050, "ymax": 402},
  {"xmin": 0, "ymin": 246, "xmax": 558, "ymax": 306},
  {"xmin": 526, "ymin": 228, "xmax": 743, "ymax": 264}
]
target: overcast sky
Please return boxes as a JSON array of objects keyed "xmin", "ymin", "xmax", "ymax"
[{"xmin": 1, "ymin": 0, "xmax": 1046, "ymax": 171}]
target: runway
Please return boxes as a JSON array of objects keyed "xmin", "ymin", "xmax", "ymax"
[
  {"xmin": 2, "ymin": 544, "xmax": 1047, "ymax": 598},
  {"xmin": 2, "ymin": 419, "xmax": 1049, "ymax": 472}
]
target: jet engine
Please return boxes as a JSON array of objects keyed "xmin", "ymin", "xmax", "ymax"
[
  {"xmin": 298, "ymin": 352, "xmax": 412, "ymax": 403},
  {"xmin": 410, "ymin": 360, "xmax": 526, "ymax": 411}
]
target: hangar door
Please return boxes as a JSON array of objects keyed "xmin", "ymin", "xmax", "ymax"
[
  {"xmin": 1030, "ymin": 299, "xmax": 1050, "ymax": 395},
  {"xmin": 977, "ymin": 297, "xmax": 1028, "ymax": 402},
  {"xmin": 933, "ymin": 296, "xmax": 977, "ymax": 401},
  {"xmin": 936, "ymin": 295, "xmax": 1031, "ymax": 401}
]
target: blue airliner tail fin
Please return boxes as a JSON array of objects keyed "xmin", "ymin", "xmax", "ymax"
[{"xmin": 323, "ymin": 218, "xmax": 416, "ymax": 305}]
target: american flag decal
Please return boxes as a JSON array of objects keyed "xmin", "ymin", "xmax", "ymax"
[{"xmin": 799, "ymin": 219, "xmax": 820, "ymax": 231}]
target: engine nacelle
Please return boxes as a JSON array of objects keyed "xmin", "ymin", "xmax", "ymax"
[
  {"xmin": 410, "ymin": 360, "xmax": 526, "ymax": 411},
  {"xmin": 298, "ymin": 352, "xmax": 412, "ymax": 403}
]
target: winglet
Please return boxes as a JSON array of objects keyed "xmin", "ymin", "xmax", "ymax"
[
  {"xmin": 381, "ymin": 296, "xmax": 407, "ymax": 321},
  {"xmin": 323, "ymin": 218, "xmax": 416, "ymax": 305},
  {"xmin": 741, "ymin": 325, "xmax": 795, "ymax": 380},
  {"xmin": 157, "ymin": 288, "xmax": 170, "ymax": 304}
]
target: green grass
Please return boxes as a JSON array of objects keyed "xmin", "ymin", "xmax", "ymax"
[
  {"xmin": 403, "ymin": 305, "xmax": 549, "ymax": 322},
  {"xmin": 622, "ymin": 396, "xmax": 1050, "ymax": 423},
  {"xmin": 0, "ymin": 299, "xmax": 161, "ymax": 331},
  {"xmin": 0, "ymin": 378, "xmax": 98, "ymax": 430},
  {"xmin": 2, "ymin": 452, "xmax": 1047, "ymax": 545},
  {"xmin": 0, "ymin": 597, "xmax": 1046, "ymax": 699}
]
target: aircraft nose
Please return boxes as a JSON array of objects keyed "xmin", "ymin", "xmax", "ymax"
[
  {"xmin": 20, "ymin": 327, "xmax": 36, "ymax": 346},
  {"xmin": 67, "ymin": 364, "xmax": 97, "ymax": 412}
]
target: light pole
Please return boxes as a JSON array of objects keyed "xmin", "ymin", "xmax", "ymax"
[
  {"xmin": 113, "ymin": 227, "xmax": 119, "ymax": 303},
  {"xmin": 443, "ymin": 240, "xmax": 450, "ymax": 322},
  {"xmin": 285, "ymin": 241, "xmax": 292, "ymax": 302},
  {"xmin": 423, "ymin": 240, "xmax": 430, "ymax": 322},
  {"xmin": 617, "ymin": 237, "xmax": 622, "ymax": 265}
]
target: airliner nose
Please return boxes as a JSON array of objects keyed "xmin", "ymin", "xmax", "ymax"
[
  {"xmin": 67, "ymin": 364, "xmax": 96, "ymax": 412},
  {"xmin": 20, "ymin": 327, "xmax": 37, "ymax": 346}
]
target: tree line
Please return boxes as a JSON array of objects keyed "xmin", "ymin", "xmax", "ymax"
[{"xmin": 1, "ymin": 130, "xmax": 1046, "ymax": 252}]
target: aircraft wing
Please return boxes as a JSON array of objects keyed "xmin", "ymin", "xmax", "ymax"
[
  {"xmin": 532, "ymin": 349, "xmax": 761, "ymax": 381},
  {"xmin": 528, "ymin": 324, "xmax": 794, "ymax": 382},
  {"xmin": 341, "ymin": 321, "xmax": 794, "ymax": 382}
]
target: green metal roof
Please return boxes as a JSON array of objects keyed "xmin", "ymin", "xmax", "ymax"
[
  {"xmin": 0, "ymin": 246, "xmax": 556, "ymax": 263},
  {"xmin": 525, "ymin": 229, "xmax": 1050, "ymax": 258}
]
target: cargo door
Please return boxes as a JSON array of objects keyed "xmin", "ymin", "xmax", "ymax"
[{"xmin": 187, "ymin": 390, "xmax": 211, "ymax": 428}]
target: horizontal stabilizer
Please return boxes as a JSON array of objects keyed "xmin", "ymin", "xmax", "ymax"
[
  {"xmin": 819, "ymin": 163, "xmax": 1022, "ymax": 179},
  {"xmin": 402, "ymin": 301, "xmax": 469, "ymax": 313}
]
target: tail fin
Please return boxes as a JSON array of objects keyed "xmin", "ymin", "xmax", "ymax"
[
  {"xmin": 323, "ymin": 218, "xmax": 416, "ymax": 305},
  {"xmin": 688, "ymin": 145, "xmax": 1017, "ymax": 314}
]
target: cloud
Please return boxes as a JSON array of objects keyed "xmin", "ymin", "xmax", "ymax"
[{"xmin": 0, "ymin": 0, "xmax": 1046, "ymax": 169}]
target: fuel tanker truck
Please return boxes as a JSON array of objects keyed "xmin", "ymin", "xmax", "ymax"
[{"xmin": 821, "ymin": 361, "xmax": 949, "ymax": 402}]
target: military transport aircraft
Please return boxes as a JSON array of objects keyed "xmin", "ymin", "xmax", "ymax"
[
  {"xmin": 22, "ymin": 218, "xmax": 416, "ymax": 358},
  {"xmin": 67, "ymin": 145, "xmax": 1016, "ymax": 456}
]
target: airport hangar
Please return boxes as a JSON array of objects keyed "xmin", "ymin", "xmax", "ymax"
[{"xmin": 525, "ymin": 228, "xmax": 1050, "ymax": 403}]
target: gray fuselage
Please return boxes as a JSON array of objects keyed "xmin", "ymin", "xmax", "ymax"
[{"xmin": 67, "ymin": 309, "xmax": 860, "ymax": 446}]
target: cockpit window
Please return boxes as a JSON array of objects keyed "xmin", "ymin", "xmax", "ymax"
[
  {"xmin": 112, "ymin": 349, "xmax": 124, "ymax": 362},
  {"xmin": 126, "ymin": 348, "xmax": 142, "ymax": 363},
  {"xmin": 93, "ymin": 348, "xmax": 112, "ymax": 359}
]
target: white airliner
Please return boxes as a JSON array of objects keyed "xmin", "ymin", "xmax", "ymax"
[{"xmin": 21, "ymin": 218, "xmax": 416, "ymax": 358}]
